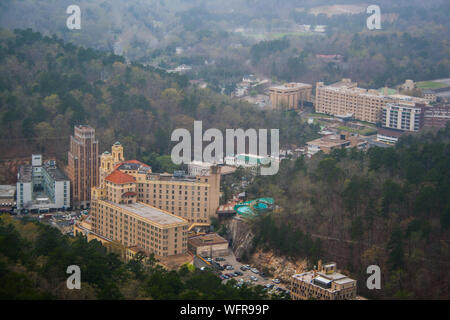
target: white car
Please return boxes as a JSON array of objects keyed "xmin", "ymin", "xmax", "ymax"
[
  {"xmin": 272, "ymin": 278, "xmax": 281, "ymax": 284},
  {"xmin": 250, "ymin": 276, "xmax": 258, "ymax": 281},
  {"xmin": 251, "ymin": 268, "xmax": 259, "ymax": 274}
]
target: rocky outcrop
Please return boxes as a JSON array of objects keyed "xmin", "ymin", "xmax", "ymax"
[
  {"xmin": 224, "ymin": 216, "xmax": 308, "ymax": 284},
  {"xmin": 250, "ymin": 250, "xmax": 308, "ymax": 283}
]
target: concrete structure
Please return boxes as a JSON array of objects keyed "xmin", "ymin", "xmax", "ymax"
[
  {"xmin": 423, "ymin": 89, "xmax": 438, "ymax": 103},
  {"xmin": 188, "ymin": 161, "xmax": 214, "ymax": 177},
  {"xmin": 67, "ymin": 125, "xmax": 99, "ymax": 208},
  {"xmin": 16, "ymin": 155, "xmax": 70, "ymax": 212},
  {"xmin": 188, "ymin": 233, "xmax": 229, "ymax": 257},
  {"xmin": 306, "ymin": 132, "xmax": 368, "ymax": 156},
  {"xmin": 315, "ymin": 79, "xmax": 428, "ymax": 123},
  {"xmin": 423, "ymin": 104, "xmax": 450, "ymax": 128},
  {"xmin": 99, "ymin": 143, "xmax": 221, "ymax": 228},
  {"xmin": 290, "ymin": 262, "xmax": 357, "ymax": 300},
  {"xmin": 269, "ymin": 83, "xmax": 312, "ymax": 110},
  {"xmin": 381, "ymin": 103, "xmax": 424, "ymax": 132},
  {"xmin": 0, "ymin": 185, "xmax": 15, "ymax": 211},
  {"xmin": 90, "ymin": 168, "xmax": 189, "ymax": 258}
]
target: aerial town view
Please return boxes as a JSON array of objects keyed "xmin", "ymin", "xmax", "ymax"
[{"xmin": 0, "ymin": 0, "xmax": 449, "ymax": 315}]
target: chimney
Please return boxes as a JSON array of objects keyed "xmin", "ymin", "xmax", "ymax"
[{"xmin": 318, "ymin": 260, "xmax": 322, "ymax": 272}]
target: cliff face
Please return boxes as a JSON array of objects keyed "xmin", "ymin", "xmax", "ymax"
[{"xmin": 225, "ymin": 217, "xmax": 255, "ymax": 258}]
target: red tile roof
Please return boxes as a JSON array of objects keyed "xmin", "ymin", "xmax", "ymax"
[
  {"xmin": 105, "ymin": 170, "xmax": 135, "ymax": 184},
  {"xmin": 122, "ymin": 191, "xmax": 137, "ymax": 197},
  {"xmin": 113, "ymin": 160, "xmax": 151, "ymax": 171}
]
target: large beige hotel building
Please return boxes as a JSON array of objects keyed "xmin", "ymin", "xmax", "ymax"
[
  {"xmin": 90, "ymin": 169, "xmax": 188, "ymax": 257},
  {"xmin": 78, "ymin": 141, "xmax": 221, "ymax": 259},
  {"xmin": 315, "ymin": 78, "xmax": 428, "ymax": 123},
  {"xmin": 98, "ymin": 142, "xmax": 221, "ymax": 228},
  {"xmin": 269, "ymin": 82, "xmax": 312, "ymax": 110}
]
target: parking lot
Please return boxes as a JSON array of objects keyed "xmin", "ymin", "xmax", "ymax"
[{"xmin": 210, "ymin": 252, "xmax": 289, "ymax": 295}]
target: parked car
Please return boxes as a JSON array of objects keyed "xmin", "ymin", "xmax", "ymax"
[
  {"xmin": 251, "ymin": 268, "xmax": 259, "ymax": 274},
  {"xmin": 223, "ymin": 275, "xmax": 229, "ymax": 279},
  {"xmin": 215, "ymin": 257, "xmax": 225, "ymax": 261},
  {"xmin": 272, "ymin": 278, "xmax": 281, "ymax": 284},
  {"xmin": 226, "ymin": 265, "xmax": 234, "ymax": 270},
  {"xmin": 235, "ymin": 271, "xmax": 243, "ymax": 276},
  {"xmin": 219, "ymin": 275, "xmax": 225, "ymax": 280},
  {"xmin": 249, "ymin": 276, "xmax": 258, "ymax": 281}
]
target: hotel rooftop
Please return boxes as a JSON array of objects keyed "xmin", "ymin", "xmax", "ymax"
[{"xmin": 105, "ymin": 200, "xmax": 187, "ymax": 226}]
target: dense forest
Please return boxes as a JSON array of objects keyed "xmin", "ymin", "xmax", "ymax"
[
  {"xmin": 0, "ymin": 214, "xmax": 277, "ymax": 299},
  {"xmin": 245, "ymin": 126, "xmax": 450, "ymax": 299},
  {"xmin": 0, "ymin": 28, "xmax": 319, "ymax": 183}
]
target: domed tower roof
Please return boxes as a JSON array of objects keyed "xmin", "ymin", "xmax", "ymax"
[{"xmin": 114, "ymin": 141, "xmax": 121, "ymax": 146}]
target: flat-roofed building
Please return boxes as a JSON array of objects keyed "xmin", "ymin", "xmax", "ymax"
[
  {"xmin": 315, "ymin": 78, "xmax": 428, "ymax": 123},
  {"xmin": 269, "ymin": 82, "xmax": 312, "ymax": 110},
  {"xmin": 423, "ymin": 104, "xmax": 450, "ymax": 128},
  {"xmin": 90, "ymin": 169, "xmax": 188, "ymax": 258},
  {"xmin": 381, "ymin": 103, "xmax": 424, "ymax": 132},
  {"xmin": 188, "ymin": 161, "xmax": 213, "ymax": 177},
  {"xmin": 188, "ymin": 233, "xmax": 229, "ymax": 257},
  {"xmin": 67, "ymin": 125, "xmax": 99, "ymax": 208},
  {"xmin": 306, "ymin": 132, "xmax": 368, "ymax": 156},
  {"xmin": 99, "ymin": 143, "xmax": 221, "ymax": 228},
  {"xmin": 16, "ymin": 155, "xmax": 70, "ymax": 212},
  {"xmin": 376, "ymin": 128, "xmax": 405, "ymax": 145},
  {"xmin": 0, "ymin": 185, "xmax": 15, "ymax": 212},
  {"xmin": 290, "ymin": 262, "xmax": 357, "ymax": 300}
]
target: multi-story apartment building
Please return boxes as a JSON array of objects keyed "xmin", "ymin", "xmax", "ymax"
[
  {"xmin": 90, "ymin": 169, "xmax": 188, "ymax": 258},
  {"xmin": 67, "ymin": 125, "xmax": 99, "ymax": 208},
  {"xmin": 423, "ymin": 104, "xmax": 450, "ymax": 128},
  {"xmin": 315, "ymin": 78, "xmax": 428, "ymax": 123},
  {"xmin": 290, "ymin": 262, "xmax": 357, "ymax": 300},
  {"xmin": 269, "ymin": 82, "xmax": 312, "ymax": 110},
  {"xmin": 99, "ymin": 142, "xmax": 221, "ymax": 228},
  {"xmin": 381, "ymin": 103, "xmax": 424, "ymax": 132},
  {"xmin": 16, "ymin": 154, "xmax": 70, "ymax": 212}
]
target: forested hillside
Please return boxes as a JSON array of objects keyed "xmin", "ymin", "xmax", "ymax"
[
  {"xmin": 0, "ymin": 28, "xmax": 318, "ymax": 182},
  {"xmin": 246, "ymin": 126, "xmax": 450, "ymax": 299},
  {"xmin": 0, "ymin": 214, "xmax": 275, "ymax": 299},
  {"xmin": 0, "ymin": 1, "xmax": 448, "ymax": 89}
]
